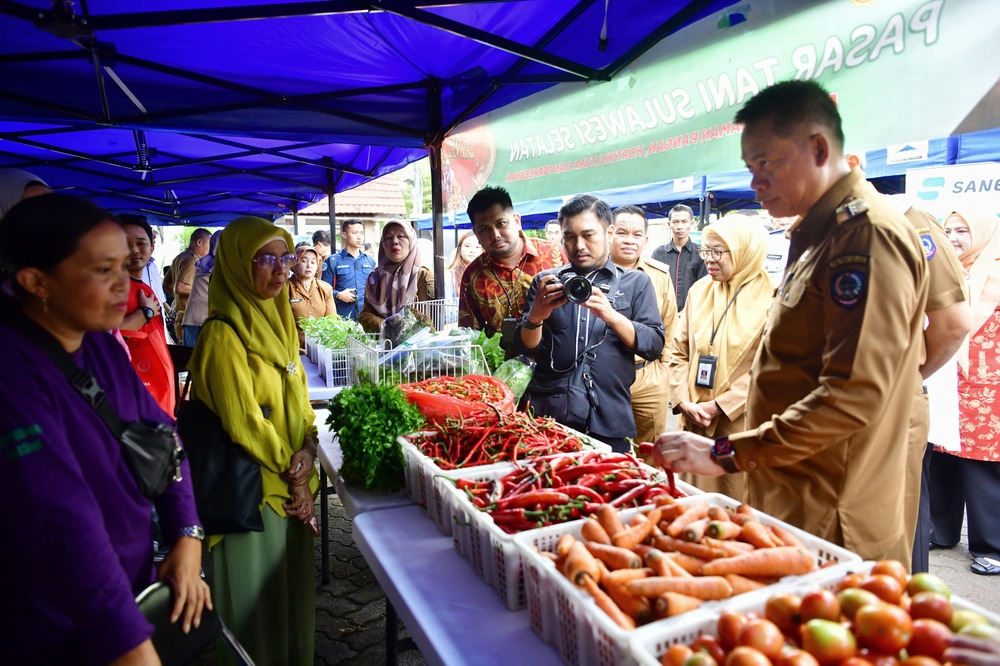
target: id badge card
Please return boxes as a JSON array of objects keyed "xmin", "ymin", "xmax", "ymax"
[{"xmin": 695, "ymin": 354, "xmax": 718, "ymax": 389}]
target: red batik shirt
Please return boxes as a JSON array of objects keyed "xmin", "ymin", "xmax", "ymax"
[{"xmin": 458, "ymin": 235, "xmax": 566, "ymax": 335}]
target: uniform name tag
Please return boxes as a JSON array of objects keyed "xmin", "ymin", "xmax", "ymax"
[{"xmin": 696, "ymin": 354, "xmax": 718, "ymax": 389}]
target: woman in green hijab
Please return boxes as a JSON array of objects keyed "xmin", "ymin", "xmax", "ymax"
[{"xmin": 187, "ymin": 216, "xmax": 319, "ymax": 665}]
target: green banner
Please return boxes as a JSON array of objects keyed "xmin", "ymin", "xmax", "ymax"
[{"xmin": 441, "ymin": 0, "xmax": 1000, "ymax": 212}]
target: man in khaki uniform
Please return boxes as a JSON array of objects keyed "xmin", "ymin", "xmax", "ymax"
[
  {"xmin": 896, "ymin": 200, "xmax": 970, "ymax": 572},
  {"xmin": 610, "ymin": 205, "xmax": 677, "ymax": 443},
  {"xmin": 167, "ymin": 228, "xmax": 210, "ymax": 343},
  {"xmin": 653, "ymin": 80, "xmax": 929, "ymax": 562}
]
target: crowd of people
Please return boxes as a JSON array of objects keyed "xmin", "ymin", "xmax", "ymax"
[{"xmin": 0, "ymin": 75, "xmax": 998, "ymax": 666}]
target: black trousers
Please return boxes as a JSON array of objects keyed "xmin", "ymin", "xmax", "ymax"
[
  {"xmin": 912, "ymin": 442, "xmax": 934, "ymax": 573},
  {"xmin": 927, "ymin": 449, "xmax": 1000, "ymax": 560}
]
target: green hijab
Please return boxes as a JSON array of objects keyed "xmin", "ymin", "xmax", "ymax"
[{"xmin": 207, "ymin": 216, "xmax": 307, "ymax": 438}]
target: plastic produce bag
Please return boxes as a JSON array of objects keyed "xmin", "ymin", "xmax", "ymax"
[
  {"xmin": 493, "ymin": 356, "xmax": 536, "ymax": 403},
  {"xmin": 380, "ymin": 306, "xmax": 432, "ymax": 347}
]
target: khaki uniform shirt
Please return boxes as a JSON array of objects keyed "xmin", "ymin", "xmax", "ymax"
[
  {"xmin": 170, "ymin": 250, "xmax": 198, "ymax": 314},
  {"xmin": 634, "ymin": 257, "xmax": 677, "ymax": 366},
  {"xmin": 730, "ymin": 168, "xmax": 929, "ymax": 561}
]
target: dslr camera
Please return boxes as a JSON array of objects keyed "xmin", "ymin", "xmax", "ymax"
[{"xmin": 556, "ymin": 267, "xmax": 611, "ymax": 305}]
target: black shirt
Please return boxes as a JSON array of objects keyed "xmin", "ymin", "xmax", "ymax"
[
  {"xmin": 651, "ymin": 238, "xmax": 707, "ymax": 311},
  {"xmin": 519, "ymin": 258, "xmax": 665, "ymax": 439}
]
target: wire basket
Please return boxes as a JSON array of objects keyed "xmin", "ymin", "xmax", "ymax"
[
  {"xmin": 409, "ymin": 297, "xmax": 460, "ymax": 331},
  {"xmin": 347, "ymin": 330, "xmax": 489, "ymax": 386}
]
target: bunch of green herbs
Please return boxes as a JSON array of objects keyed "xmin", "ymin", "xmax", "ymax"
[{"xmin": 300, "ymin": 315, "xmax": 364, "ymax": 349}]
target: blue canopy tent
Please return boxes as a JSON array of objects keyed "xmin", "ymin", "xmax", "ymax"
[{"xmin": 0, "ymin": 0, "xmax": 742, "ymax": 291}]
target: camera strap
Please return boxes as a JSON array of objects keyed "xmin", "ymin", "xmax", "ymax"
[{"xmin": 10, "ymin": 315, "xmax": 131, "ymax": 441}]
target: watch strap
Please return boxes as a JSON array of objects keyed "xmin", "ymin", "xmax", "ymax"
[
  {"xmin": 178, "ymin": 525, "xmax": 205, "ymax": 541},
  {"xmin": 711, "ymin": 436, "xmax": 740, "ymax": 474},
  {"xmin": 522, "ymin": 318, "xmax": 542, "ymax": 330}
]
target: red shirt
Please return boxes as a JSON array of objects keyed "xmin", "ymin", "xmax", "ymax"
[
  {"xmin": 458, "ymin": 236, "xmax": 566, "ymax": 334},
  {"xmin": 126, "ymin": 278, "xmax": 164, "ymax": 336}
]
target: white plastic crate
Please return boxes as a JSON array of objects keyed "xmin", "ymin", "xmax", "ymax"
[
  {"xmin": 400, "ymin": 428, "xmax": 612, "ymax": 537},
  {"xmin": 320, "ymin": 344, "xmax": 352, "ymax": 388},
  {"xmin": 305, "ymin": 334, "xmax": 319, "ymax": 364},
  {"xmin": 515, "ymin": 493, "xmax": 863, "ymax": 666},
  {"xmin": 629, "ymin": 562, "xmax": 1000, "ymax": 666},
  {"xmin": 409, "ymin": 297, "xmax": 460, "ymax": 331},
  {"xmin": 348, "ymin": 329, "xmax": 489, "ymax": 385},
  {"xmin": 440, "ymin": 459, "xmax": 702, "ymax": 612}
]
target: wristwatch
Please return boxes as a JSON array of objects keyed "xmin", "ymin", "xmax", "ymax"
[
  {"xmin": 522, "ymin": 318, "xmax": 542, "ymax": 330},
  {"xmin": 177, "ymin": 525, "xmax": 206, "ymax": 541},
  {"xmin": 139, "ymin": 305, "xmax": 155, "ymax": 322},
  {"xmin": 710, "ymin": 436, "xmax": 740, "ymax": 474}
]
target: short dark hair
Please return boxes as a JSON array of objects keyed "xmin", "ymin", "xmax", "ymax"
[
  {"xmin": 294, "ymin": 240, "xmax": 312, "ymax": 250},
  {"xmin": 1, "ymin": 193, "xmax": 117, "ymax": 278},
  {"xmin": 191, "ymin": 228, "xmax": 211, "ymax": 244},
  {"xmin": 559, "ymin": 195, "xmax": 613, "ymax": 229},
  {"xmin": 341, "ymin": 218, "xmax": 363, "ymax": 233},
  {"xmin": 544, "ymin": 219, "xmax": 561, "ymax": 229},
  {"xmin": 118, "ymin": 212, "xmax": 154, "ymax": 245},
  {"xmin": 735, "ymin": 79, "xmax": 844, "ymax": 149},
  {"xmin": 613, "ymin": 205, "xmax": 647, "ymax": 231},
  {"xmin": 312, "ymin": 229, "xmax": 331, "ymax": 245},
  {"xmin": 669, "ymin": 204, "xmax": 695, "ymax": 221},
  {"xmin": 467, "ymin": 186, "xmax": 514, "ymax": 222}
]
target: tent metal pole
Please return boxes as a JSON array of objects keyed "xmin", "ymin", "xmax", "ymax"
[
  {"xmin": 326, "ymin": 163, "xmax": 337, "ymax": 251},
  {"xmin": 428, "ymin": 82, "xmax": 445, "ymax": 301}
]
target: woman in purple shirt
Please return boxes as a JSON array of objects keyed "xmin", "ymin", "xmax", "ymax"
[{"xmin": 0, "ymin": 194, "xmax": 210, "ymax": 665}]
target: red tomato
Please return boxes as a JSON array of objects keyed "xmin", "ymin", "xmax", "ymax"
[
  {"xmin": 727, "ymin": 646, "xmax": 774, "ymax": 666},
  {"xmin": 779, "ymin": 649, "xmax": 819, "ymax": 666},
  {"xmin": 857, "ymin": 650, "xmax": 899, "ymax": 666},
  {"xmin": 800, "ymin": 619, "xmax": 857, "ymax": 665},
  {"xmin": 870, "ymin": 561, "xmax": 908, "ymax": 589},
  {"xmin": 854, "ymin": 604, "xmax": 913, "ymax": 654},
  {"xmin": 908, "ymin": 592, "xmax": 953, "ymax": 627},
  {"xmin": 767, "ymin": 594, "xmax": 804, "ymax": 637},
  {"xmin": 800, "ymin": 590, "xmax": 841, "ymax": 624},
  {"xmin": 837, "ymin": 589, "xmax": 883, "ymax": 622},
  {"xmin": 900, "ymin": 658, "xmax": 941, "ymax": 666},
  {"xmin": 860, "ymin": 575, "xmax": 904, "ymax": 606},
  {"xmin": 838, "ymin": 573, "xmax": 866, "ymax": 592},
  {"xmin": 685, "ymin": 652, "xmax": 720, "ymax": 666},
  {"xmin": 719, "ymin": 610, "xmax": 751, "ymax": 651},
  {"xmin": 840, "ymin": 658, "xmax": 876, "ymax": 666},
  {"xmin": 907, "ymin": 619, "xmax": 953, "ymax": 661},
  {"xmin": 740, "ymin": 619, "xmax": 787, "ymax": 661},
  {"xmin": 692, "ymin": 635, "xmax": 728, "ymax": 666},
  {"xmin": 663, "ymin": 643, "xmax": 694, "ymax": 666}
]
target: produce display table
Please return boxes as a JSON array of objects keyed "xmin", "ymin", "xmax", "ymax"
[
  {"xmin": 352, "ymin": 505, "xmax": 561, "ymax": 666},
  {"xmin": 302, "ymin": 354, "xmax": 340, "ymax": 403}
]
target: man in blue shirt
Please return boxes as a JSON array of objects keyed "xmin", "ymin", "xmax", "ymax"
[
  {"xmin": 519, "ymin": 195, "xmax": 665, "ymax": 452},
  {"xmin": 322, "ymin": 219, "xmax": 375, "ymax": 320}
]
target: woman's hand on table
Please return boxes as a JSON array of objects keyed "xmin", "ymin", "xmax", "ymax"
[{"xmin": 157, "ymin": 535, "xmax": 212, "ymax": 633}]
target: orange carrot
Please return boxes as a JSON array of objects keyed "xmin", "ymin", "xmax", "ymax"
[
  {"xmin": 769, "ymin": 524, "xmax": 805, "ymax": 549},
  {"xmin": 596, "ymin": 504, "xmax": 625, "ymax": 539},
  {"xmin": 655, "ymin": 495, "xmax": 677, "ymax": 508},
  {"xmin": 658, "ymin": 504, "xmax": 687, "ymax": 523},
  {"xmin": 581, "ymin": 517, "xmax": 612, "ymax": 545},
  {"xmin": 585, "ymin": 542, "xmax": 642, "ymax": 570},
  {"xmin": 653, "ymin": 591, "xmax": 704, "ymax": 618},
  {"xmin": 707, "ymin": 505, "xmax": 731, "ymax": 522},
  {"xmin": 706, "ymin": 520, "xmax": 742, "ymax": 540},
  {"xmin": 683, "ymin": 517, "xmax": 710, "ymax": 542},
  {"xmin": 604, "ymin": 567, "xmax": 652, "ymax": 584},
  {"xmin": 563, "ymin": 540, "xmax": 601, "ymax": 585},
  {"xmin": 603, "ymin": 577, "xmax": 652, "ymax": 625},
  {"xmin": 735, "ymin": 503, "xmax": 754, "ymax": 517},
  {"xmin": 739, "ymin": 520, "xmax": 778, "ymax": 549},
  {"xmin": 666, "ymin": 552, "xmax": 708, "ymax": 575},
  {"xmin": 626, "ymin": 575, "xmax": 733, "ymax": 600},
  {"xmin": 647, "ymin": 549, "xmax": 693, "ymax": 578},
  {"xmin": 556, "ymin": 533, "xmax": 576, "ymax": 558},
  {"xmin": 581, "ymin": 574, "xmax": 635, "ymax": 630},
  {"xmin": 666, "ymin": 502, "xmax": 710, "ymax": 538},
  {"xmin": 612, "ymin": 516, "xmax": 656, "ymax": 551},
  {"xmin": 723, "ymin": 573, "xmax": 767, "ymax": 595},
  {"xmin": 703, "ymin": 536, "xmax": 755, "ymax": 557},
  {"xmin": 653, "ymin": 534, "xmax": 727, "ymax": 560},
  {"xmin": 539, "ymin": 551, "xmax": 559, "ymax": 562},
  {"xmin": 729, "ymin": 513, "xmax": 753, "ymax": 526},
  {"xmin": 700, "ymin": 546, "xmax": 815, "ymax": 577}
]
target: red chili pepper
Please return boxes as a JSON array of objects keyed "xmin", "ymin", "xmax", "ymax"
[
  {"xmin": 609, "ymin": 482, "xmax": 650, "ymax": 507},
  {"xmin": 557, "ymin": 484, "xmax": 604, "ymax": 503},
  {"xmin": 495, "ymin": 490, "xmax": 571, "ymax": 510}
]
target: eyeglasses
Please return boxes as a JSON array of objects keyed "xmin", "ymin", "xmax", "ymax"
[
  {"xmin": 253, "ymin": 253, "xmax": 297, "ymax": 270},
  {"xmin": 698, "ymin": 247, "xmax": 731, "ymax": 260}
]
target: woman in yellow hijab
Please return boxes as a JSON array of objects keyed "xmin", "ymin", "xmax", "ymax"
[
  {"xmin": 187, "ymin": 216, "xmax": 320, "ymax": 664},
  {"xmin": 668, "ymin": 214, "xmax": 774, "ymax": 499}
]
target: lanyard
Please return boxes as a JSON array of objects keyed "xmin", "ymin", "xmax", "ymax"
[{"xmin": 708, "ymin": 284, "xmax": 746, "ymax": 353}]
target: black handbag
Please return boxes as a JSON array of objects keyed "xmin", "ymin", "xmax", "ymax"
[
  {"xmin": 176, "ymin": 316, "xmax": 264, "ymax": 534},
  {"xmin": 11, "ymin": 316, "xmax": 184, "ymax": 499},
  {"xmin": 176, "ymin": 398, "xmax": 264, "ymax": 534}
]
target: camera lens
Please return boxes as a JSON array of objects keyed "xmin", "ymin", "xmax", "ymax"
[{"xmin": 563, "ymin": 275, "xmax": 593, "ymax": 304}]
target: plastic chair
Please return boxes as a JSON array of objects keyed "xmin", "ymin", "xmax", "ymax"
[{"xmin": 136, "ymin": 582, "xmax": 255, "ymax": 666}]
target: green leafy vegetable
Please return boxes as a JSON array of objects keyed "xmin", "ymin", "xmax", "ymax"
[
  {"xmin": 494, "ymin": 356, "xmax": 535, "ymax": 401},
  {"xmin": 472, "ymin": 329, "xmax": 505, "ymax": 374},
  {"xmin": 326, "ymin": 384, "xmax": 425, "ymax": 492},
  {"xmin": 299, "ymin": 315, "xmax": 364, "ymax": 349}
]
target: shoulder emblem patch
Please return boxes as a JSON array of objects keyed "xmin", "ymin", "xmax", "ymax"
[
  {"xmin": 831, "ymin": 269, "xmax": 867, "ymax": 310},
  {"xmin": 920, "ymin": 233, "xmax": 937, "ymax": 261}
]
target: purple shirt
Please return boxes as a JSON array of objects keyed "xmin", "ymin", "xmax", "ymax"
[{"xmin": 0, "ymin": 324, "xmax": 200, "ymax": 664}]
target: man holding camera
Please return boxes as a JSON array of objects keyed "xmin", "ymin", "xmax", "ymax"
[{"xmin": 519, "ymin": 195, "xmax": 665, "ymax": 453}]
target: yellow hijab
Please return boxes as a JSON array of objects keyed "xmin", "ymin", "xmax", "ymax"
[
  {"xmin": 204, "ymin": 216, "xmax": 307, "ymax": 447},
  {"xmin": 685, "ymin": 215, "xmax": 774, "ymax": 402},
  {"xmin": 953, "ymin": 206, "xmax": 1000, "ymax": 374}
]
